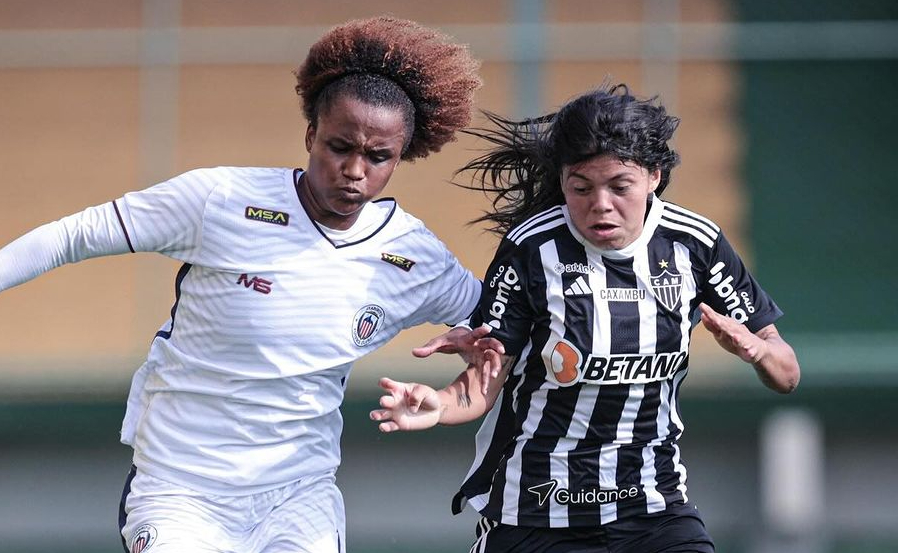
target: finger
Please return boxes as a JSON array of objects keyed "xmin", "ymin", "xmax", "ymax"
[
  {"xmin": 486, "ymin": 350, "xmax": 501, "ymax": 378},
  {"xmin": 407, "ymin": 385, "xmax": 430, "ymax": 414},
  {"xmin": 474, "ymin": 337, "xmax": 506, "ymax": 355},
  {"xmin": 379, "ymin": 421, "xmax": 400, "ymax": 433},
  {"xmin": 412, "ymin": 337, "xmax": 449, "ymax": 358},
  {"xmin": 378, "ymin": 377, "xmax": 403, "ymax": 394},
  {"xmin": 469, "ymin": 325, "xmax": 492, "ymax": 339},
  {"xmin": 370, "ymin": 409, "xmax": 391, "ymax": 421},
  {"xmin": 379, "ymin": 395, "xmax": 397, "ymax": 409}
]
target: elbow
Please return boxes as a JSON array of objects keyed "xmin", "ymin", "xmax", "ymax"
[{"xmin": 774, "ymin": 364, "xmax": 801, "ymax": 394}]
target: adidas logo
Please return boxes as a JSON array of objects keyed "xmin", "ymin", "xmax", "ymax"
[{"xmin": 564, "ymin": 276, "xmax": 592, "ymax": 296}]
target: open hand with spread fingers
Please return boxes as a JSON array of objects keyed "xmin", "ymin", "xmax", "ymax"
[
  {"xmin": 412, "ymin": 325, "xmax": 505, "ymax": 394},
  {"xmin": 699, "ymin": 302, "xmax": 768, "ymax": 364},
  {"xmin": 370, "ymin": 377, "xmax": 442, "ymax": 432}
]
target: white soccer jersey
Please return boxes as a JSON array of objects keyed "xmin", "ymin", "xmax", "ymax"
[{"xmin": 0, "ymin": 166, "xmax": 481, "ymax": 494}]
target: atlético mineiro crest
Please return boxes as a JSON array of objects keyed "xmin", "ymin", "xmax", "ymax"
[
  {"xmin": 650, "ymin": 268, "xmax": 683, "ymax": 312},
  {"xmin": 352, "ymin": 304, "xmax": 385, "ymax": 347},
  {"xmin": 130, "ymin": 524, "xmax": 157, "ymax": 553}
]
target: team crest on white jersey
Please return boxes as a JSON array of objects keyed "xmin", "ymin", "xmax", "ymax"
[
  {"xmin": 650, "ymin": 268, "xmax": 683, "ymax": 312},
  {"xmin": 352, "ymin": 304, "xmax": 385, "ymax": 346},
  {"xmin": 130, "ymin": 524, "xmax": 157, "ymax": 553}
]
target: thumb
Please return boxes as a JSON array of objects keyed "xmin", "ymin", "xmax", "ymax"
[{"xmin": 412, "ymin": 336, "xmax": 447, "ymax": 358}]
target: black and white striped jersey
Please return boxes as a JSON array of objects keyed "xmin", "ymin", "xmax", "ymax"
[{"xmin": 454, "ymin": 196, "xmax": 782, "ymax": 527}]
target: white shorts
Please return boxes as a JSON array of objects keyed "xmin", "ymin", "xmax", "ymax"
[{"xmin": 119, "ymin": 466, "xmax": 345, "ymax": 553}]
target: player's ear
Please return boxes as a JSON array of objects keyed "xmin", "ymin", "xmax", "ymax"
[
  {"xmin": 648, "ymin": 168, "xmax": 661, "ymax": 193},
  {"xmin": 304, "ymin": 124, "xmax": 316, "ymax": 152}
]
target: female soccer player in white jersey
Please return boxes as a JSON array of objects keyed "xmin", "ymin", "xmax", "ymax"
[
  {"xmin": 0, "ymin": 17, "xmax": 503, "ymax": 553},
  {"xmin": 372, "ymin": 84, "xmax": 801, "ymax": 553}
]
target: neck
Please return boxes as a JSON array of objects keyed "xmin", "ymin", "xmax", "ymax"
[{"xmin": 296, "ymin": 172, "xmax": 360, "ymax": 230}]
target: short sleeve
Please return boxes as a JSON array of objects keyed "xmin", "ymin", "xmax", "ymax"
[
  {"xmin": 699, "ymin": 232, "xmax": 783, "ymax": 333},
  {"xmin": 418, "ymin": 246, "xmax": 481, "ymax": 326},
  {"xmin": 115, "ymin": 168, "xmax": 218, "ymax": 262},
  {"xmin": 470, "ymin": 238, "xmax": 535, "ymax": 356}
]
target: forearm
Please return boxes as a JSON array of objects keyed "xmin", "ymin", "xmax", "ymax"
[
  {"xmin": 753, "ymin": 335, "xmax": 800, "ymax": 394},
  {"xmin": 0, "ymin": 203, "xmax": 131, "ymax": 292},
  {"xmin": 435, "ymin": 365, "xmax": 493, "ymax": 425},
  {"xmin": 436, "ymin": 358, "xmax": 512, "ymax": 426}
]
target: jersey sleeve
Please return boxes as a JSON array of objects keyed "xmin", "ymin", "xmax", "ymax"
[
  {"xmin": 114, "ymin": 168, "xmax": 218, "ymax": 262},
  {"xmin": 0, "ymin": 202, "xmax": 132, "ymax": 292},
  {"xmin": 416, "ymin": 245, "xmax": 482, "ymax": 326},
  {"xmin": 698, "ymin": 232, "xmax": 783, "ymax": 333},
  {"xmin": 469, "ymin": 237, "xmax": 536, "ymax": 356}
]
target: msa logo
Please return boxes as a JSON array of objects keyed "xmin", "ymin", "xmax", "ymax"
[
  {"xmin": 381, "ymin": 252, "xmax": 416, "ymax": 272},
  {"xmin": 708, "ymin": 261, "xmax": 755, "ymax": 323},
  {"xmin": 245, "ymin": 206, "xmax": 289, "ymax": 226},
  {"xmin": 486, "ymin": 265, "xmax": 522, "ymax": 330},
  {"xmin": 237, "ymin": 273, "xmax": 272, "ymax": 294}
]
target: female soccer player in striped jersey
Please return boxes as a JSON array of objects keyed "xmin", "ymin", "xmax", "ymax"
[
  {"xmin": 372, "ymin": 84, "xmax": 800, "ymax": 553},
  {"xmin": 0, "ymin": 17, "xmax": 503, "ymax": 553}
]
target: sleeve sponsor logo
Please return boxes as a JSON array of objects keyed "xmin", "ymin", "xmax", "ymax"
[
  {"xmin": 542, "ymin": 338, "xmax": 687, "ymax": 386},
  {"xmin": 245, "ymin": 206, "xmax": 290, "ymax": 226},
  {"xmin": 380, "ymin": 252, "xmax": 416, "ymax": 272},
  {"xmin": 486, "ymin": 265, "xmax": 521, "ymax": 330},
  {"xmin": 708, "ymin": 261, "xmax": 755, "ymax": 323}
]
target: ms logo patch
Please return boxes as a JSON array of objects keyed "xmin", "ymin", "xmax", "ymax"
[
  {"xmin": 352, "ymin": 304, "xmax": 385, "ymax": 347},
  {"xmin": 130, "ymin": 524, "xmax": 157, "ymax": 553},
  {"xmin": 650, "ymin": 262, "xmax": 683, "ymax": 312}
]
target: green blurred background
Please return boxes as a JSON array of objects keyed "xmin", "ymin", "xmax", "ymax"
[{"xmin": 1, "ymin": 1, "xmax": 896, "ymax": 552}]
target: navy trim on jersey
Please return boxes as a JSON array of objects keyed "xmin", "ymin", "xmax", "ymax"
[
  {"xmin": 155, "ymin": 263, "xmax": 193, "ymax": 340},
  {"xmin": 292, "ymin": 169, "xmax": 399, "ymax": 249},
  {"xmin": 118, "ymin": 464, "xmax": 137, "ymax": 553},
  {"xmin": 112, "ymin": 200, "xmax": 136, "ymax": 253}
]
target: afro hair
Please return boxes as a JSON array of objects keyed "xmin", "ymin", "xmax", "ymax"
[{"xmin": 295, "ymin": 16, "xmax": 481, "ymax": 161}]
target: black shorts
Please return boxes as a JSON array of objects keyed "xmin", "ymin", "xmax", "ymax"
[{"xmin": 469, "ymin": 503, "xmax": 714, "ymax": 553}]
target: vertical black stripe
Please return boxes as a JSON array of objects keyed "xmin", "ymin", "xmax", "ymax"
[
  {"xmin": 155, "ymin": 263, "xmax": 193, "ymax": 340},
  {"xmin": 603, "ymin": 257, "xmax": 649, "ymax": 517},
  {"xmin": 457, "ymin": 373, "xmax": 523, "ymax": 509},
  {"xmin": 112, "ymin": 201, "xmax": 135, "ymax": 253},
  {"xmin": 118, "ymin": 464, "xmax": 137, "ymax": 553}
]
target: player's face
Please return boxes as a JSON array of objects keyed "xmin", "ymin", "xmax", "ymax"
[
  {"xmin": 302, "ymin": 95, "xmax": 407, "ymax": 230},
  {"xmin": 561, "ymin": 154, "xmax": 660, "ymax": 250}
]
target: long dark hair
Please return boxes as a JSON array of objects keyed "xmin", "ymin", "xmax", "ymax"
[{"xmin": 457, "ymin": 84, "xmax": 680, "ymax": 235}]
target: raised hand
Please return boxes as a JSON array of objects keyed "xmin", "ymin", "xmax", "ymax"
[
  {"xmin": 412, "ymin": 325, "xmax": 505, "ymax": 395},
  {"xmin": 369, "ymin": 377, "xmax": 442, "ymax": 432},
  {"xmin": 699, "ymin": 302, "xmax": 768, "ymax": 364}
]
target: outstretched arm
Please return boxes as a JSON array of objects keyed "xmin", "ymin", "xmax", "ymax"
[
  {"xmin": 411, "ymin": 325, "xmax": 506, "ymax": 394},
  {"xmin": 370, "ymin": 355, "xmax": 513, "ymax": 432},
  {"xmin": 0, "ymin": 203, "xmax": 132, "ymax": 292},
  {"xmin": 699, "ymin": 303, "xmax": 800, "ymax": 393}
]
